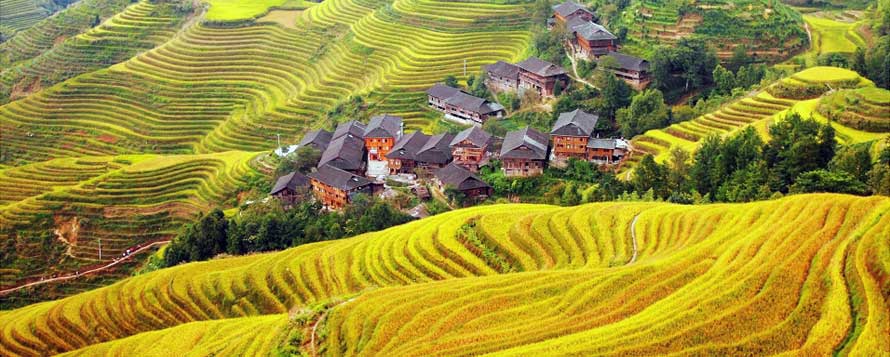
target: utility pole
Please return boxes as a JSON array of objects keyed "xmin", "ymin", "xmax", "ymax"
[
  {"xmin": 276, "ymin": 133, "xmax": 281, "ymax": 149},
  {"xmin": 98, "ymin": 239, "xmax": 102, "ymax": 260}
]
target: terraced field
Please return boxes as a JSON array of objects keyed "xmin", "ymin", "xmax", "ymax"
[
  {"xmin": 0, "ymin": 0, "xmax": 192, "ymax": 102},
  {"xmin": 0, "ymin": 151, "xmax": 262, "ymax": 282},
  {"xmin": 619, "ymin": 0, "xmax": 808, "ymax": 60},
  {"xmin": 627, "ymin": 67, "xmax": 879, "ymax": 168},
  {"xmin": 817, "ymin": 87, "xmax": 890, "ymax": 133},
  {"xmin": 0, "ymin": 0, "xmax": 533, "ymax": 165},
  {"xmin": 0, "ymin": 0, "xmax": 53, "ymax": 37},
  {"xmin": 0, "ymin": 194, "xmax": 887, "ymax": 355}
]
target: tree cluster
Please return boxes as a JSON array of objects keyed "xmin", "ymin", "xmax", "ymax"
[
  {"xmin": 164, "ymin": 196, "xmax": 413, "ymax": 267},
  {"xmin": 633, "ymin": 113, "xmax": 890, "ymax": 203}
]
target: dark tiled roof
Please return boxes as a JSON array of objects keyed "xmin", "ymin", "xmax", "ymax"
[
  {"xmin": 571, "ymin": 20, "xmax": 616, "ymax": 41},
  {"xmin": 435, "ymin": 163, "xmax": 491, "ymax": 191},
  {"xmin": 309, "ymin": 164, "xmax": 372, "ymax": 191},
  {"xmin": 552, "ymin": 1, "xmax": 591, "ymax": 18},
  {"xmin": 299, "ymin": 129, "xmax": 332, "ymax": 151},
  {"xmin": 270, "ymin": 171, "xmax": 310, "ymax": 195},
  {"xmin": 483, "ymin": 61, "xmax": 520, "ymax": 79},
  {"xmin": 451, "ymin": 126, "xmax": 492, "ymax": 148},
  {"xmin": 365, "ymin": 114, "xmax": 402, "ymax": 138},
  {"xmin": 332, "ymin": 120, "xmax": 366, "ymax": 140},
  {"xmin": 426, "ymin": 83, "xmax": 461, "ymax": 99},
  {"xmin": 551, "ymin": 109, "xmax": 599, "ymax": 137},
  {"xmin": 445, "ymin": 91, "xmax": 505, "ymax": 114},
  {"xmin": 318, "ymin": 134, "xmax": 365, "ymax": 171},
  {"xmin": 416, "ymin": 133, "xmax": 455, "ymax": 164},
  {"xmin": 387, "ymin": 131, "xmax": 430, "ymax": 160},
  {"xmin": 517, "ymin": 57, "xmax": 567, "ymax": 77},
  {"xmin": 604, "ymin": 51, "xmax": 650, "ymax": 72},
  {"xmin": 500, "ymin": 126, "xmax": 548, "ymax": 160},
  {"xmin": 587, "ymin": 138, "xmax": 617, "ymax": 149}
]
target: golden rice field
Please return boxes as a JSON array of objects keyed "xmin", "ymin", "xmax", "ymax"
[
  {"xmin": 1, "ymin": 194, "xmax": 888, "ymax": 356},
  {"xmin": 0, "ymin": 0, "xmax": 533, "ymax": 165}
]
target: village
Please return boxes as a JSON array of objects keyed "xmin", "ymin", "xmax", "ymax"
[{"xmin": 271, "ymin": 0, "xmax": 647, "ymax": 213}]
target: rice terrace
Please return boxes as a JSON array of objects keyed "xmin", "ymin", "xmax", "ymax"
[{"xmin": 1, "ymin": 0, "xmax": 889, "ymax": 356}]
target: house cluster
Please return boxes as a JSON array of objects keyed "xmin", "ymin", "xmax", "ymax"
[
  {"xmin": 550, "ymin": 0, "xmax": 651, "ymax": 89},
  {"xmin": 272, "ymin": 110, "xmax": 630, "ymax": 209}
]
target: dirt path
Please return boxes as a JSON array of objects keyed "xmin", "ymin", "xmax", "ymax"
[
  {"xmin": 628, "ymin": 213, "xmax": 640, "ymax": 264},
  {"xmin": 565, "ymin": 43, "xmax": 597, "ymax": 89},
  {"xmin": 308, "ymin": 297, "xmax": 357, "ymax": 356},
  {"xmin": 0, "ymin": 240, "xmax": 169, "ymax": 296}
]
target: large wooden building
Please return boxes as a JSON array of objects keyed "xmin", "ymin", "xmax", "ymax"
[
  {"xmin": 364, "ymin": 114, "xmax": 403, "ymax": 177},
  {"xmin": 550, "ymin": 109, "xmax": 599, "ymax": 167},
  {"xmin": 567, "ymin": 18, "xmax": 617, "ymax": 58},
  {"xmin": 387, "ymin": 131, "xmax": 454, "ymax": 176},
  {"xmin": 500, "ymin": 126, "xmax": 549, "ymax": 177},
  {"xmin": 551, "ymin": 0, "xmax": 595, "ymax": 24},
  {"xmin": 298, "ymin": 129, "xmax": 332, "ymax": 152},
  {"xmin": 516, "ymin": 57, "xmax": 570, "ymax": 98},
  {"xmin": 434, "ymin": 163, "xmax": 493, "ymax": 203},
  {"xmin": 483, "ymin": 60, "xmax": 521, "ymax": 93},
  {"xmin": 426, "ymin": 84, "xmax": 506, "ymax": 126},
  {"xmin": 308, "ymin": 164, "xmax": 375, "ymax": 210},
  {"xmin": 318, "ymin": 122, "xmax": 366, "ymax": 175},
  {"xmin": 450, "ymin": 126, "xmax": 493, "ymax": 172}
]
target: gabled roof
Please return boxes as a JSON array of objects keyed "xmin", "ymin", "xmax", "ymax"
[
  {"xmin": 446, "ymin": 91, "xmax": 506, "ymax": 115},
  {"xmin": 417, "ymin": 133, "xmax": 454, "ymax": 164},
  {"xmin": 517, "ymin": 57, "xmax": 567, "ymax": 77},
  {"xmin": 364, "ymin": 114, "xmax": 402, "ymax": 138},
  {"xmin": 500, "ymin": 126, "xmax": 548, "ymax": 160},
  {"xmin": 426, "ymin": 83, "xmax": 461, "ymax": 99},
  {"xmin": 451, "ymin": 126, "xmax": 492, "ymax": 148},
  {"xmin": 604, "ymin": 51, "xmax": 650, "ymax": 72},
  {"xmin": 435, "ymin": 163, "xmax": 491, "ymax": 191},
  {"xmin": 270, "ymin": 171, "xmax": 310, "ymax": 195},
  {"xmin": 570, "ymin": 20, "xmax": 616, "ymax": 41},
  {"xmin": 552, "ymin": 1, "xmax": 592, "ymax": 18},
  {"xmin": 551, "ymin": 109, "xmax": 599, "ymax": 137},
  {"xmin": 332, "ymin": 120, "xmax": 366, "ymax": 140},
  {"xmin": 298, "ymin": 129, "xmax": 332, "ymax": 151},
  {"xmin": 318, "ymin": 134, "xmax": 365, "ymax": 171},
  {"xmin": 309, "ymin": 164, "xmax": 372, "ymax": 191},
  {"xmin": 587, "ymin": 138, "xmax": 617, "ymax": 150},
  {"xmin": 483, "ymin": 61, "xmax": 520, "ymax": 79},
  {"xmin": 388, "ymin": 131, "xmax": 430, "ymax": 161}
]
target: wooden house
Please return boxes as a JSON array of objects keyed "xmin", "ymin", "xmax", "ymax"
[
  {"xmin": 516, "ymin": 57, "xmax": 570, "ymax": 98},
  {"xmin": 387, "ymin": 131, "xmax": 430, "ymax": 175},
  {"xmin": 364, "ymin": 114, "xmax": 403, "ymax": 177},
  {"xmin": 587, "ymin": 138, "xmax": 630, "ymax": 165},
  {"xmin": 483, "ymin": 61, "xmax": 520, "ymax": 92},
  {"xmin": 318, "ymin": 133, "xmax": 365, "ymax": 175},
  {"xmin": 426, "ymin": 84, "xmax": 506, "ymax": 126},
  {"xmin": 550, "ymin": 109, "xmax": 599, "ymax": 167},
  {"xmin": 551, "ymin": 0, "xmax": 595, "ymax": 25},
  {"xmin": 415, "ymin": 133, "xmax": 454, "ymax": 172},
  {"xmin": 601, "ymin": 51, "xmax": 651, "ymax": 89},
  {"xmin": 308, "ymin": 164, "xmax": 374, "ymax": 210},
  {"xmin": 500, "ymin": 126, "xmax": 549, "ymax": 177},
  {"xmin": 270, "ymin": 171, "xmax": 310, "ymax": 206},
  {"xmin": 450, "ymin": 126, "xmax": 493, "ymax": 172},
  {"xmin": 566, "ymin": 19, "xmax": 617, "ymax": 58},
  {"xmin": 434, "ymin": 163, "xmax": 493, "ymax": 202}
]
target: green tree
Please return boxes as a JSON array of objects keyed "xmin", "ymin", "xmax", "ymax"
[
  {"xmin": 691, "ymin": 135, "xmax": 723, "ymax": 196},
  {"xmin": 868, "ymin": 163, "xmax": 890, "ymax": 195},
  {"xmin": 275, "ymin": 146, "xmax": 322, "ymax": 176},
  {"xmin": 764, "ymin": 113, "xmax": 835, "ymax": 192},
  {"xmin": 728, "ymin": 44, "xmax": 750, "ymax": 72},
  {"xmin": 667, "ymin": 147, "xmax": 692, "ymax": 194},
  {"xmin": 444, "ymin": 75, "xmax": 459, "ymax": 88},
  {"xmin": 633, "ymin": 155, "xmax": 668, "ymax": 199},
  {"xmin": 712, "ymin": 65, "xmax": 735, "ymax": 95},
  {"xmin": 616, "ymin": 89, "xmax": 670, "ymax": 137},
  {"xmin": 595, "ymin": 71, "xmax": 633, "ymax": 120},
  {"xmin": 790, "ymin": 170, "xmax": 868, "ymax": 195},
  {"xmin": 829, "ymin": 144, "xmax": 873, "ymax": 184}
]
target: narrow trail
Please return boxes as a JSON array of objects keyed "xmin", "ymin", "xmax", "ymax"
[
  {"xmin": 308, "ymin": 297, "xmax": 357, "ymax": 357},
  {"xmin": 0, "ymin": 240, "xmax": 169, "ymax": 296},
  {"xmin": 565, "ymin": 43, "xmax": 597, "ymax": 89},
  {"xmin": 628, "ymin": 213, "xmax": 640, "ymax": 264}
]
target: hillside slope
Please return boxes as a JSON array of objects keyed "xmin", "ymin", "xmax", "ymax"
[{"xmin": 2, "ymin": 194, "xmax": 888, "ymax": 356}]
